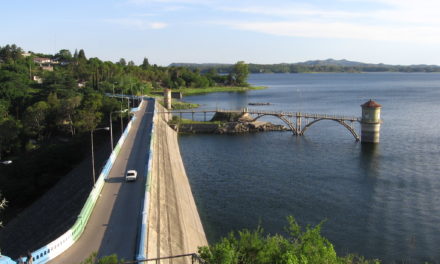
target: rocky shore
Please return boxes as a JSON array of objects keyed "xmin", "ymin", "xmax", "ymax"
[
  {"xmin": 177, "ymin": 121, "xmax": 287, "ymax": 134},
  {"xmin": 170, "ymin": 111, "xmax": 287, "ymax": 134}
]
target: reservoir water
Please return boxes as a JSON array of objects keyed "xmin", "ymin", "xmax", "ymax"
[{"xmin": 178, "ymin": 73, "xmax": 440, "ymax": 263}]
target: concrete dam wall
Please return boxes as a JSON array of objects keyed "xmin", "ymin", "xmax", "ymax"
[{"xmin": 147, "ymin": 103, "xmax": 207, "ymax": 262}]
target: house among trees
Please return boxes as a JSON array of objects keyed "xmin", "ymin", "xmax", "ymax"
[
  {"xmin": 32, "ymin": 75, "xmax": 43, "ymax": 84},
  {"xmin": 41, "ymin": 65, "xmax": 54, "ymax": 71},
  {"xmin": 34, "ymin": 57, "xmax": 54, "ymax": 71},
  {"xmin": 77, "ymin": 81, "xmax": 86, "ymax": 88},
  {"xmin": 33, "ymin": 57, "xmax": 52, "ymax": 65}
]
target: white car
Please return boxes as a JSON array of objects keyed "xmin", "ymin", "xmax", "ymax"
[{"xmin": 125, "ymin": 170, "xmax": 138, "ymax": 182}]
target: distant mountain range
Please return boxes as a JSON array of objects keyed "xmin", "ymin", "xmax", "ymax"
[
  {"xmin": 296, "ymin": 59, "xmax": 438, "ymax": 68},
  {"xmin": 170, "ymin": 59, "xmax": 440, "ymax": 73},
  {"xmin": 298, "ymin": 59, "xmax": 369, "ymax": 67}
]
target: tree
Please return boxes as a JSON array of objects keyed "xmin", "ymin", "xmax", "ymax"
[
  {"xmin": 81, "ymin": 252, "xmax": 119, "ymax": 264},
  {"xmin": 23, "ymin": 101, "xmax": 49, "ymax": 139},
  {"xmin": 74, "ymin": 92, "xmax": 103, "ymax": 132},
  {"xmin": 228, "ymin": 61, "xmax": 249, "ymax": 86},
  {"xmin": 0, "ymin": 100, "xmax": 9, "ymax": 120},
  {"xmin": 0, "ymin": 44, "xmax": 23, "ymax": 62},
  {"xmin": 141, "ymin": 57, "xmax": 150, "ymax": 69},
  {"xmin": 0, "ymin": 68, "xmax": 31, "ymax": 111},
  {"xmin": 77, "ymin": 49, "xmax": 87, "ymax": 60},
  {"xmin": 55, "ymin": 49, "xmax": 72, "ymax": 61},
  {"xmin": 74, "ymin": 109, "xmax": 101, "ymax": 132},
  {"xmin": 0, "ymin": 118, "xmax": 21, "ymax": 159},
  {"xmin": 117, "ymin": 58, "xmax": 127, "ymax": 66},
  {"xmin": 59, "ymin": 95, "xmax": 82, "ymax": 136},
  {"xmin": 199, "ymin": 216, "xmax": 380, "ymax": 264}
]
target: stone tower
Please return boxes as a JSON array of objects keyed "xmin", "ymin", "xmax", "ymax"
[
  {"xmin": 360, "ymin": 99, "xmax": 382, "ymax": 143},
  {"xmin": 164, "ymin": 88, "xmax": 172, "ymax": 110}
]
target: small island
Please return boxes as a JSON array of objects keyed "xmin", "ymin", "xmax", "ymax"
[
  {"xmin": 169, "ymin": 111, "xmax": 287, "ymax": 134},
  {"xmin": 248, "ymin": 102, "xmax": 271, "ymax": 106}
]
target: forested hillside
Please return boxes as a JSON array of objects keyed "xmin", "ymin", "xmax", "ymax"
[
  {"xmin": 0, "ymin": 44, "xmax": 248, "ymax": 221},
  {"xmin": 172, "ymin": 59, "xmax": 440, "ymax": 73}
]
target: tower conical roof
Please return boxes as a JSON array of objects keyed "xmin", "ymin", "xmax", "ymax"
[{"xmin": 361, "ymin": 99, "xmax": 381, "ymax": 108}]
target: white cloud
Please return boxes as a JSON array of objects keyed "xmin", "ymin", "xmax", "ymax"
[
  {"xmin": 123, "ymin": 0, "xmax": 440, "ymax": 44},
  {"xmin": 219, "ymin": 20, "xmax": 440, "ymax": 44},
  {"xmin": 212, "ymin": 0, "xmax": 440, "ymax": 44},
  {"xmin": 132, "ymin": 13, "xmax": 158, "ymax": 17},
  {"xmin": 127, "ymin": 0, "xmax": 209, "ymax": 4},
  {"xmin": 222, "ymin": 1, "xmax": 440, "ymax": 25},
  {"xmin": 104, "ymin": 18, "xmax": 168, "ymax": 30},
  {"xmin": 220, "ymin": 6, "xmax": 367, "ymax": 20},
  {"xmin": 150, "ymin": 22, "xmax": 167, "ymax": 29}
]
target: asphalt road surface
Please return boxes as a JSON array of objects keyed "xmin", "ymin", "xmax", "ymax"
[{"xmin": 49, "ymin": 99, "xmax": 154, "ymax": 264}]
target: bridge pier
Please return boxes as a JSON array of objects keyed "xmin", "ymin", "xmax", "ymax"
[
  {"xmin": 296, "ymin": 113, "xmax": 302, "ymax": 135},
  {"xmin": 164, "ymin": 88, "xmax": 172, "ymax": 110},
  {"xmin": 360, "ymin": 100, "xmax": 382, "ymax": 143}
]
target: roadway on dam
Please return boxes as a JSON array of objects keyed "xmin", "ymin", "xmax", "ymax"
[{"xmin": 49, "ymin": 99, "xmax": 154, "ymax": 264}]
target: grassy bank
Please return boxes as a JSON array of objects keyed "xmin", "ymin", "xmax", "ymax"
[
  {"xmin": 171, "ymin": 100, "xmax": 199, "ymax": 110},
  {"xmin": 177, "ymin": 86, "xmax": 266, "ymax": 96},
  {"xmin": 156, "ymin": 99, "xmax": 200, "ymax": 110},
  {"xmin": 169, "ymin": 116, "xmax": 223, "ymax": 125}
]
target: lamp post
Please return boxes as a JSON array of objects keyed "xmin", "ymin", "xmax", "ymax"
[
  {"xmin": 126, "ymin": 97, "xmax": 130, "ymax": 124},
  {"xmin": 91, "ymin": 126, "xmax": 110, "ymax": 185},
  {"xmin": 120, "ymin": 88, "xmax": 125, "ymax": 133},
  {"xmin": 110, "ymin": 109, "xmax": 128, "ymax": 150}
]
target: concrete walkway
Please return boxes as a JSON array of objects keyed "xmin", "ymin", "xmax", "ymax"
[{"xmin": 146, "ymin": 104, "xmax": 207, "ymax": 263}]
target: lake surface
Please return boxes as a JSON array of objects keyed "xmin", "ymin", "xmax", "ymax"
[{"xmin": 178, "ymin": 73, "xmax": 440, "ymax": 263}]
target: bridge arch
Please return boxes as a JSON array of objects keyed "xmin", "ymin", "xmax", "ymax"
[
  {"xmin": 251, "ymin": 114, "xmax": 299, "ymax": 135},
  {"xmin": 300, "ymin": 118, "xmax": 360, "ymax": 141}
]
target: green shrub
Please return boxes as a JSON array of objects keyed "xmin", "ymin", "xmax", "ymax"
[
  {"xmin": 80, "ymin": 252, "xmax": 120, "ymax": 264},
  {"xmin": 198, "ymin": 216, "xmax": 380, "ymax": 264}
]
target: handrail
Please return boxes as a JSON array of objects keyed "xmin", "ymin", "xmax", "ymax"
[
  {"xmin": 128, "ymin": 253, "xmax": 206, "ymax": 264},
  {"xmin": 160, "ymin": 109, "xmax": 360, "ymax": 121},
  {"xmin": 136, "ymin": 98, "xmax": 157, "ymax": 261}
]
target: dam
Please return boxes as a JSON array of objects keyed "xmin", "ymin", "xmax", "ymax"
[
  {"xmin": 144, "ymin": 102, "xmax": 208, "ymax": 261},
  {"xmin": 0, "ymin": 98, "xmax": 207, "ymax": 264}
]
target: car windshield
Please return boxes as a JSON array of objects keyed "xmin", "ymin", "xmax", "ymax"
[{"xmin": 127, "ymin": 172, "xmax": 135, "ymax": 176}]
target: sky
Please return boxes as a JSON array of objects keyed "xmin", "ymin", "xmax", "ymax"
[{"xmin": 2, "ymin": 0, "xmax": 440, "ymax": 66}]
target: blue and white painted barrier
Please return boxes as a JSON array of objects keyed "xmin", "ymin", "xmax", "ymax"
[{"xmin": 136, "ymin": 98, "xmax": 157, "ymax": 261}]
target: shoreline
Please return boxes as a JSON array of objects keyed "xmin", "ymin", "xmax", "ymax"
[
  {"xmin": 176, "ymin": 85, "xmax": 266, "ymax": 96},
  {"xmin": 172, "ymin": 121, "xmax": 287, "ymax": 134}
]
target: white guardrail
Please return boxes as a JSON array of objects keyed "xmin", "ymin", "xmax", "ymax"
[
  {"xmin": 9, "ymin": 98, "xmax": 146, "ymax": 264},
  {"xmin": 136, "ymin": 99, "xmax": 157, "ymax": 261}
]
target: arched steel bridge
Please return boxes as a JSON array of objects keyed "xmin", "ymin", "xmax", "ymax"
[{"xmin": 164, "ymin": 108, "xmax": 362, "ymax": 141}]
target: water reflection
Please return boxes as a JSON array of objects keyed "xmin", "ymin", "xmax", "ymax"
[
  {"xmin": 180, "ymin": 73, "xmax": 440, "ymax": 262},
  {"xmin": 359, "ymin": 143, "xmax": 380, "ymax": 178}
]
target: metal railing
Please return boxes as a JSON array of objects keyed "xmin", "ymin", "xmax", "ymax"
[
  {"xmin": 124, "ymin": 253, "xmax": 206, "ymax": 264},
  {"xmin": 160, "ymin": 108, "xmax": 360, "ymax": 122}
]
